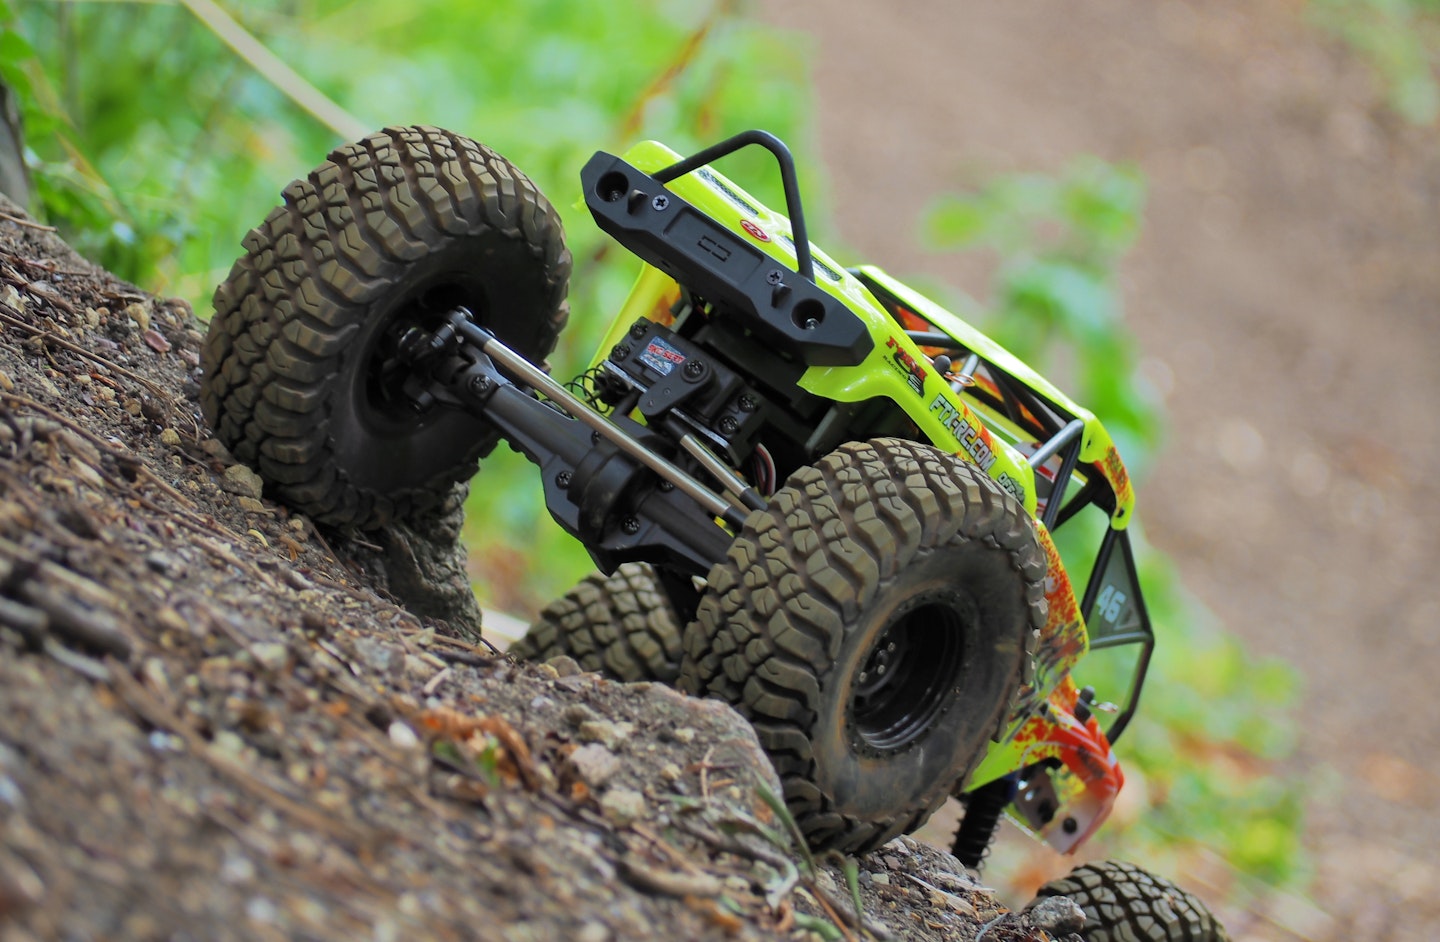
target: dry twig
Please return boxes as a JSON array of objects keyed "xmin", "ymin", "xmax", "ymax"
[{"xmin": 0, "ymin": 211, "xmax": 56, "ymax": 232}]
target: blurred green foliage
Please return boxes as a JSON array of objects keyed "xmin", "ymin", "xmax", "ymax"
[
  {"xmin": 1310, "ymin": 0, "xmax": 1440, "ymax": 124},
  {"xmin": 4, "ymin": 0, "xmax": 1304, "ymax": 888},
  {"xmin": 926, "ymin": 164, "xmax": 1304, "ymax": 883}
]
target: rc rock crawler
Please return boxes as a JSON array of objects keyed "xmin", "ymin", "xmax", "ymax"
[{"xmin": 202, "ymin": 125, "xmax": 1223, "ymax": 939}]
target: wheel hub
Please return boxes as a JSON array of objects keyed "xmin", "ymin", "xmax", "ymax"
[{"xmin": 849, "ymin": 588, "xmax": 970, "ymax": 755}]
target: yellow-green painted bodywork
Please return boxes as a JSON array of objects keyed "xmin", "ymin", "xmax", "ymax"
[{"xmin": 596, "ymin": 141, "xmax": 1139, "ymax": 823}]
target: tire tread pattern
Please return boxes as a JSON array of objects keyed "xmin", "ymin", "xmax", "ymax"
[
  {"xmin": 510, "ymin": 563, "xmax": 683, "ymax": 683},
  {"xmin": 678, "ymin": 438, "xmax": 1047, "ymax": 853},
  {"xmin": 202, "ymin": 126, "xmax": 570, "ymax": 529},
  {"xmin": 1035, "ymin": 860, "xmax": 1230, "ymax": 942}
]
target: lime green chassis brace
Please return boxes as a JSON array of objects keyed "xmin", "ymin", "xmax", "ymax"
[{"xmin": 595, "ymin": 141, "xmax": 1143, "ymax": 852}]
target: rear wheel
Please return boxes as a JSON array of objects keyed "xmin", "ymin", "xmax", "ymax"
[
  {"xmin": 679, "ymin": 438, "xmax": 1046, "ymax": 854},
  {"xmin": 201, "ymin": 125, "xmax": 570, "ymax": 529},
  {"xmin": 510, "ymin": 563, "xmax": 683, "ymax": 683},
  {"xmin": 1032, "ymin": 860, "xmax": 1230, "ymax": 942}
]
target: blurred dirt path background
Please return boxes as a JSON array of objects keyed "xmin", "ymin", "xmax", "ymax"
[{"xmin": 757, "ymin": 1, "xmax": 1440, "ymax": 939}]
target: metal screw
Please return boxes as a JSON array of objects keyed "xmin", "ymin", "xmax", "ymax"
[
  {"xmin": 683, "ymin": 359, "xmax": 705, "ymax": 379},
  {"xmin": 468, "ymin": 375, "xmax": 493, "ymax": 396},
  {"xmin": 621, "ymin": 517, "xmax": 641, "ymax": 535},
  {"xmin": 718, "ymin": 416, "xmax": 739, "ymax": 436},
  {"xmin": 887, "ymin": 642, "xmax": 896, "ymax": 653},
  {"xmin": 629, "ymin": 321, "xmax": 648, "ymax": 338},
  {"xmin": 658, "ymin": 480, "xmax": 674, "ymax": 492},
  {"xmin": 738, "ymin": 395, "xmax": 757, "ymax": 412},
  {"xmin": 765, "ymin": 269, "xmax": 785, "ymax": 286},
  {"xmin": 610, "ymin": 343, "xmax": 632, "ymax": 362},
  {"xmin": 556, "ymin": 470, "xmax": 572, "ymax": 488},
  {"xmin": 651, "ymin": 194, "xmax": 670, "ymax": 211}
]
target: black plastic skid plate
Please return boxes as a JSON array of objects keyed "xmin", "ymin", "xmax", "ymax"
[{"xmin": 581, "ymin": 153, "xmax": 871, "ymax": 368}]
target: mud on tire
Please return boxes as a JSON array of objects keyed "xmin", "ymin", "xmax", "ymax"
[
  {"xmin": 679, "ymin": 438, "xmax": 1046, "ymax": 854},
  {"xmin": 1033, "ymin": 860, "xmax": 1229, "ymax": 942},
  {"xmin": 509, "ymin": 563, "xmax": 683, "ymax": 683},
  {"xmin": 201, "ymin": 125, "xmax": 571, "ymax": 530}
]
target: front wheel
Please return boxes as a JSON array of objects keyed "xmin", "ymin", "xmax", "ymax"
[
  {"xmin": 679, "ymin": 438, "xmax": 1046, "ymax": 854},
  {"xmin": 201, "ymin": 125, "xmax": 571, "ymax": 530},
  {"xmin": 1031, "ymin": 860, "xmax": 1230, "ymax": 942}
]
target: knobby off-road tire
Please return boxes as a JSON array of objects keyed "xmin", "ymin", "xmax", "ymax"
[
  {"xmin": 679, "ymin": 438, "xmax": 1047, "ymax": 854},
  {"xmin": 202, "ymin": 125, "xmax": 571, "ymax": 530},
  {"xmin": 1033, "ymin": 860, "xmax": 1230, "ymax": 942},
  {"xmin": 509, "ymin": 563, "xmax": 683, "ymax": 683}
]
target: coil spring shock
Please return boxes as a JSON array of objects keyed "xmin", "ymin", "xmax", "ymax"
[
  {"xmin": 565, "ymin": 366, "xmax": 613, "ymax": 414},
  {"xmin": 951, "ymin": 776, "xmax": 1016, "ymax": 870}
]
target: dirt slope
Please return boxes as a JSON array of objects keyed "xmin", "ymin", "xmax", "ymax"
[
  {"xmin": 0, "ymin": 201, "xmax": 1074, "ymax": 942},
  {"xmin": 756, "ymin": 1, "xmax": 1440, "ymax": 939}
]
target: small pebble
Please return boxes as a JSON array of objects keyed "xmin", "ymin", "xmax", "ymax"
[
  {"xmin": 671, "ymin": 727, "xmax": 696, "ymax": 744},
  {"xmin": 202, "ymin": 438, "xmax": 235, "ymax": 462},
  {"xmin": 212, "ymin": 731, "xmax": 246, "ymax": 755},
  {"xmin": 125, "ymin": 302, "xmax": 150, "ymax": 332},
  {"xmin": 578, "ymin": 720, "xmax": 632, "ymax": 749},
  {"xmin": 248, "ymin": 642, "xmax": 288, "ymax": 672},
  {"xmin": 1028, "ymin": 896, "xmax": 1086, "ymax": 934},
  {"xmin": 545, "ymin": 654, "xmax": 582, "ymax": 677},
  {"xmin": 388, "ymin": 721, "xmax": 420, "ymax": 750},
  {"xmin": 222, "ymin": 464, "xmax": 264, "ymax": 498},
  {"xmin": 159, "ymin": 428, "xmax": 182, "ymax": 446},
  {"xmin": 69, "ymin": 459, "xmax": 105, "ymax": 489},
  {"xmin": 575, "ymin": 921, "xmax": 610, "ymax": 942},
  {"xmin": 220, "ymin": 850, "xmax": 255, "ymax": 884},
  {"xmin": 598, "ymin": 787, "xmax": 645, "ymax": 826},
  {"xmin": 563, "ymin": 704, "xmax": 600, "ymax": 728},
  {"xmin": 244, "ymin": 896, "xmax": 277, "ymax": 925},
  {"xmin": 0, "ymin": 775, "xmax": 23, "ymax": 810},
  {"xmin": 567, "ymin": 744, "xmax": 620, "ymax": 787}
]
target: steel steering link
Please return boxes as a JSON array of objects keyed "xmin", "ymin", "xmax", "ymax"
[{"xmin": 444, "ymin": 308, "xmax": 750, "ymax": 531}]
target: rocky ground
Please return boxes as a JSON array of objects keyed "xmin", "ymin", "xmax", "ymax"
[{"xmin": 0, "ymin": 201, "xmax": 1077, "ymax": 940}]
